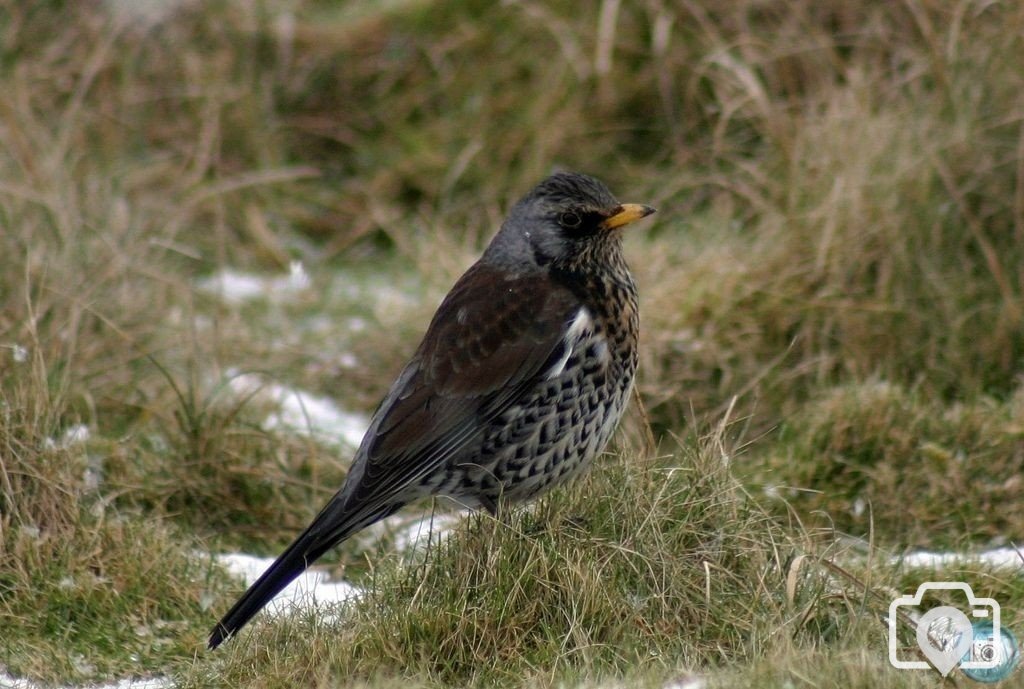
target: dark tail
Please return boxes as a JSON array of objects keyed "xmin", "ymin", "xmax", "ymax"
[
  {"xmin": 208, "ymin": 498, "xmax": 400, "ymax": 649},
  {"xmin": 208, "ymin": 523, "xmax": 336, "ymax": 649}
]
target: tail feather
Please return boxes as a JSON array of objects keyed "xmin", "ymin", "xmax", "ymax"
[
  {"xmin": 208, "ymin": 499, "xmax": 400, "ymax": 649},
  {"xmin": 208, "ymin": 527, "xmax": 335, "ymax": 649}
]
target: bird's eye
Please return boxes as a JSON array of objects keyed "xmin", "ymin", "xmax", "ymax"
[{"xmin": 559, "ymin": 211, "xmax": 582, "ymax": 229}]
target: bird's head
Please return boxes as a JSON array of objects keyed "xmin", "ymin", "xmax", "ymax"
[{"xmin": 484, "ymin": 171, "xmax": 655, "ymax": 272}]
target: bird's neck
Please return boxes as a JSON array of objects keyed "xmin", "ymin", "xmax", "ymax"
[{"xmin": 551, "ymin": 243, "xmax": 638, "ymax": 322}]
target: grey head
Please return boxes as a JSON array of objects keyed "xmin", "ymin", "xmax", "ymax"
[{"xmin": 482, "ymin": 171, "xmax": 655, "ymax": 273}]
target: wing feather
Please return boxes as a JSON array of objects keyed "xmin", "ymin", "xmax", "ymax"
[{"xmin": 342, "ymin": 262, "xmax": 581, "ymax": 507}]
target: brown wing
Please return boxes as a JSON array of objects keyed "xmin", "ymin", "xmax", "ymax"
[{"xmin": 341, "ymin": 262, "xmax": 581, "ymax": 506}]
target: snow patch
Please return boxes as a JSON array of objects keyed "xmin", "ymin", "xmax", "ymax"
[
  {"xmin": 392, "ymin": 512, "xmax": 462, "ymax": 554},
  {"xmin": 198, "ymin": 261, "xmax": 311, "ymax": 304},
  {"xmin": 227, "ymin": 373, "xmax": 368, "ymax": 449},
  {"xmin": 896, "ymin": 547, "xmax": 1024, "ymax": 571},
  {"xmin": 215, "ymin": 553, "xmax": 362, "ymax": 621},
  {"xmin": 5, "ymin": 344, "xmax": 28, "ymax": 363},
  {"xmin": 43, "ymin": 424, "xmax": 91, "ymax": 451}
]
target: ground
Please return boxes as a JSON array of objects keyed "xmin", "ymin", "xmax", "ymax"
[{"xmin": 2, "ymin": 1, "xmax": 1023, "ymax": 687}]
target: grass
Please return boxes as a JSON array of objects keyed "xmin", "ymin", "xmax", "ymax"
[
  {"xmin": 2, "ymin": 0, "xmax": 1024, "ymax": 687},
  {"xmin": 182, "ymin": 439, "xmax": 794, "ymax": 687},
  {"xmin": 745, "ymin": 381, "xmax": 1024, "ymax": 547}
]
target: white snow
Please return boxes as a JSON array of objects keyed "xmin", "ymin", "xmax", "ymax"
[
  {"xmin": 43, "ymin": 424, "xmax": 91, "ymax": 451},
  {"xmin": 198, "ymin": 261, "xmax": 311, "ymax": 304},
  {"xmin": 62, "ymin": 425, "xmax": 91, "ymax": 446},
  {"xmin": 215, "ymin": 552, "xmax": 362, "ymax": 620},
  {"xmin": 226, "ymin": 373, "xmax": 368, "ymax": 449},
  {"xmin": 262, "ymin": 384, "xmax": 367, "ymax": 449},
  {"xmin": 895, "ymin": 547, "xmax": 1024, "ymax": 571},
  {"xmin": 391, "ymin": 512, "xmax": 462, "ymax": 554},
  {"xmin": 7, "ymin": 344, "xmax": 28, "ymax": 363}
]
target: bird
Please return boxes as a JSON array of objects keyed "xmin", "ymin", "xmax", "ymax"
[{"xmin": 208, "ymin": 171, "xmax": 655, "ymax": 649}]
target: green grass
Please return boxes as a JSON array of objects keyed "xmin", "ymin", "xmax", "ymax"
[
  {"xmin": 2, "ymin": 0, "xmax": 1024, "ymax": 687},
  {"xmin": 745, "ymin": 381, "xmax": 1024, "ymax": 547}
]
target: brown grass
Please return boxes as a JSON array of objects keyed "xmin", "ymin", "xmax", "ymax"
[{"xmin": 2, "ymin": 0, "xmax": 1023, "ymax": 686}]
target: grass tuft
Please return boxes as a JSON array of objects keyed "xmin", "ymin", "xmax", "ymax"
[
  {"xmin": 184, "ymin": 435, "xmax": 798, "ymax": 687},
  {"xmin": 746, "ymin": 380, "xmax": 1024, "ymax": 546}
]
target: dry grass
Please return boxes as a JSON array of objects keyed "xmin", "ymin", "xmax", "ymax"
[
  {"xmin": 2, "ymin": 0, "xmax": 1023, "ymax": 687},
  {"xmin": 183, "ymin": 437, "xmax": 798, "ymax": 687}
]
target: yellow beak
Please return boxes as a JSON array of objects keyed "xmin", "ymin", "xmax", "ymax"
[{"xmin": 600, "ymin": 203, "xmax": 657, "ymax": 231}]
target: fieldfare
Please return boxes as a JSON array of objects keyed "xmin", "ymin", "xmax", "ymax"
[{"xmin": 209, "ymin": 171, "xmax": 655, "ymax": 648}]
